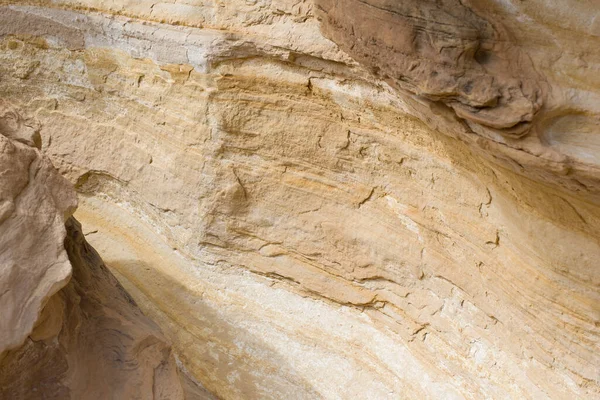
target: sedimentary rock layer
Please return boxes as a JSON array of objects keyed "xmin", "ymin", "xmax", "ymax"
[
  {"xmin": 313, "ymin": 0, "xmax": 600, "ymax": 196},
  {"xmin": 315, "ymin": 0, "xmax": 544, "ymax": 135},
  {"xmin": 0, "ymin": 103, "xmax": 190, "ymax": 398},
  {"xmin": 0, "ymin": 2, "xmax": 598, "ymax": 399}
]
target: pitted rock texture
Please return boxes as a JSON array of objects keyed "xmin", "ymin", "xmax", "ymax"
[
  {"xmin": 0, "ymin": 104, "xmax": 193, "ymax": 399},
  {"xmin": 0, "ymin": 2, "xmax": 599, "ymax": 400}
]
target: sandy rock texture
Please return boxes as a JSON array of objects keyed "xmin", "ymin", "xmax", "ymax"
[
  {"xmin": 0, "ymin": 99, "xmax": 76, "ymax": 355},
  {"xmin": 314, "ymin": 0, "xmax": 600, "ymax": 194},
  {"xmin": 0, "ymin": 104, "xmax": 192, "ymax": 398},
  {"xmin": 0, "ymin": 1, "xmax": 599, "ymax": 399}
]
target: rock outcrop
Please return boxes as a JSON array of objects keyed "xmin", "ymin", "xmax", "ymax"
[
  {"xmin": 0, "ymin": 102, "xmax": 189, "ymax": 398},
  {"xmin": 313, "ymin": 0, "xmax": 600, "ymax": 194},
  {"xmin": 316, "ymin": 0, "xmax": 544, "ymax": 136},
  {"xmin": 0, "ymin": 99, "xmax": 76, "ymax": 356},
  {"xmin": 0, "ymin": 1, "xmax": 599, "ymax": 399}
]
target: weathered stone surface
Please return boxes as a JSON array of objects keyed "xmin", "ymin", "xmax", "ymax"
[
  {"xmin": 0, "ymin": 99, "xmax": 76, "ymax": 355},
  {"xmin": 314, "ymin": 0, "xmax": 600, "ymax": 195},
  {"xmin": 0, "ymin": 218, "xmax": 186, "ymax": 400},
  {"xmin": 0, "ymin": 1, "xmax": 598, "ymax": 399},
  {"xmin": 0, "ymin": 104, "xmax": 190, "ymax": 398},
  {"xmin": 315, "ymin": 0, "xmax": 543, "ymax": 134}
]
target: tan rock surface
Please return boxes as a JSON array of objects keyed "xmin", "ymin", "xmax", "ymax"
[
  {"xmin": 0, "ymin": 103, "xmax": 193, "ymax": 398},
  {"xmin": 313, "ymin": 0, "xmax": 600, "ymax": 194},
  {"xmin": 0, "ymin": 99, "xmax": 76, "ymax": 354},
  {"xmin": 0, "ymin": 2, "xmax": 599, "ymax": 399},
  {"xmin": 0, "ymin": 218, "xmax": 187, "ymax": 399}
]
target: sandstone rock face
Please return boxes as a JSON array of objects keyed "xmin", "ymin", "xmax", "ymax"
[
  {"xmin": 316, "ymin": 0, "xmax": 544, "ymax": 135},
  {"xmin": 0, "ymin": 104, "xmax": 189, "ymax": 398},
  {"xmin": 0, "ymin": 218, "xmax": 186, "ymax": 400},
  {"xmin": 0, "ymin": 1, "xmax": 599, "ymax": 399},
  {"xmin": 0, "ymin": 99, "xmax": 77, "ymax": 355},
  {"xmin": 313, "ymin": 0, "xmax": 600, "ymax": 194}
]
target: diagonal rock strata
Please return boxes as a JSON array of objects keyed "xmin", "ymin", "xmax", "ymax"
[{"xmin": 0, "ymin": 1, "xmax": 598, "ymax": 399}]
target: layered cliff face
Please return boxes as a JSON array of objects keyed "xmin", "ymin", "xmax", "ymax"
[
  {"xmin": 0, "ymin": 1, "xmax": 598, "ymax": 399},
  {"xmin": 314, "ymin": 0, "xmax": 600, "ymax": 193},
  {"xmin": 0, "ymin": 103, "xmax": 194, "ymax": 398}
]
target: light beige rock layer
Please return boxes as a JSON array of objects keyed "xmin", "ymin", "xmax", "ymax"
[
  {"xmin": 0, "ymin": 103, "xmax": 193, "ymax": 398},
  {"xmin": 0, "ymin": 2, "xmax": 598, "ymax": 399}
]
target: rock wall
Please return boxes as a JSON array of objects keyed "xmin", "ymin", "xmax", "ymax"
[
  {"xmin": 0, "ymin": 1, "xmax": 598, "ymax": 399},
  {"xmin": 0, "ymin": 218, "xmax": 187, "ymax": 399},
  {"xmin": 0, "ymin": 103, "xmax": 192, "ymax": 397},
  {"xmin": 313, "ymin": 0, "xmax": 600, "ymax": 193},
  {"xmin": 0, "ymin": 99, "xmax": 76, "ymax": 355}
]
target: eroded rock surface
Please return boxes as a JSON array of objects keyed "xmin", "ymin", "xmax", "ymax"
[
  {"xmin": 314, "ymin": 0, "xmax": 600, "ymax": 195},
  {"xmin": 0, "ymin": 99, "xmax": 76, "ymax": 355},
  {"xmin": 0, "ymin": 1, "xmax": 598, "ymax": 399},
  {"xmin": 0, "ymin": 218, "xmax": 186, "ymax": 400},
  {"xmin": 315, "ymin": 0, "xmax": 543, "ymax": 135},
  {"xmin": 0, "ymin": 104, "xmax": 189, "ymax": 398}
]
